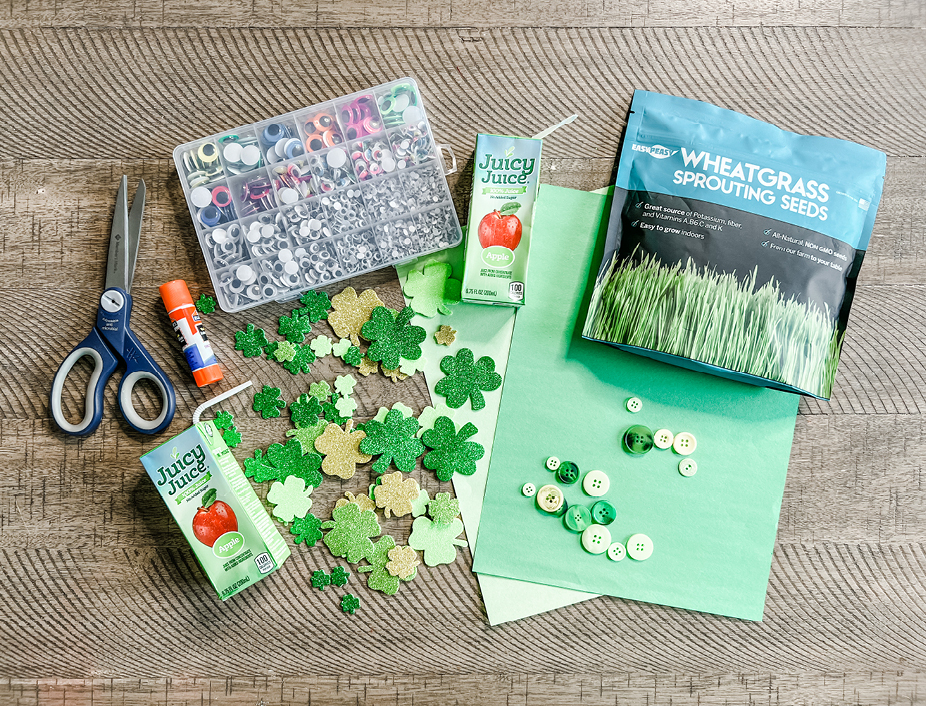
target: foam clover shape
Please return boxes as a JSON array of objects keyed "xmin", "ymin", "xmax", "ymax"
[
  {"xmin": 290, "ymin": 513, "xmax": 323, "ymax": 546},
  {"xmin": 381, "ymin": 367, "xmax": 409, "ymax": 383},
  {"xmin": 402, "ymin": 261, "xmax": 462, "ymax": 317},
  {"xmin": 340, "ymin": 593, "xmax": 360, "ymax": 614},
  {"xmin": 267, "ymin": 475, "xmax": 314, "ymax": 522},
  {"xmin": 330, "ymin": 566, "xmax": 350, "ymax": 587},
  {"xmin": 408, "ymin": 515, "xmax": 466, "ymax": 567},
  {"xmin": 434, "ymin": 348, "xmax": 502, "ymax": 411},
  {"xmin": 311, "ymin": 569, "xmax": 330, "ymax": 590},
  {"xmin": 357, "ymin": 357, "xmax": 379, "ymax": 377},
  {"xmin": 332, "ymin": 338, "xmax": 352, "ymax": 357},
  {"xmin": 272, "ymin": 340, "xmax": 298, "ymax": 362},
  {"xmin": 221, "ymin": 427, "xmax": 242, "ymax": 448},
  {"xmin": 434, "ymin": 325, "xmax": 456, "ymax": 346},
  {"xmin": 244, "ymin": 439, "xmax": 323, "ymax": 487},
  {"xmin": 290, "ymin": 393, "xmax": 324, "ymax": 428},
  {"xmin": 343, "ymin": 346, "xmax": 363, "ymax": 367},
  {"xmin": 196, "ymin": 293, "xmax": 217, "ymax": 314},
  {"xmin": 309, "ymin": 380, "xmax": 331, "ymax": 402},
  {"xmin": 334, "ymin": 374, "xmax": 357, "ymax": 397},
  {"xmin": 415, "ymin": 404, "xmax": 454, "ymax": 438},
  {"xmin": 422, "ymin": 417, "xmax": 485, "ymax": 481},
  {"xmin": 386, "ymin": 545, "xmax": 421, "ymax": 580},
  {"xmin": 334, "ymin": 491, "xmax": 377, "ymax": 513},
  {"xmin": 243, "ymin": 448, "xmax": 277, "ymax": 483},
  {"xmin": 335, "ymin": 395, "xmax": 357, "ymax": 418},
  {"xmin": 329, "ymin": 287, "xmax": 386, "ymax": 346},
  {"xmin": 428, "ymin": 492, "xmax": 461, "ymax": 525},
  {"xmin": 373, "ymin": 471, "xmax": 420, "ymax": 518},
  {"xmin": 310, "ymin": 335, "xmax": 333, "ymax": 358},
  {"xmin": 278, "ymin": 311, "xmax": 313, "ymax": 343},
  {"xmin": 359, "ymin": 408, "xmax": 425, "ymax": 474},
  {"xmin": 282, "ymin": 344, "xmax": 316, "ymax": 375},
  {"xmin": 314, "ymin": 420, "xmax": 371, "ymax": 480},
  {"xmin": 286, "ymin": 420, "xmax": 328, "ymax": 454},
  {"xmin": 322, "ymin": 394, "xmax": 351, "ymax": 425},
  {"xmin": 411, "ymin": 488, "xmax": 431, "ymax": 517},
  {"xmin": 321, "ymin": 502, "xmax": 381, "ymax": 563},
  {"xmin": 297, "ymin": 290, "xmax": 331, "ymax": 322},
  {"xmin": 214, "ymin": 411, "xmax": 234, "ymax": 430},
  {"xmin": 361, "ymin": 306, "xmax": 426, "ymax": 371},
  {"xmin": 357, "ymin": 535, "xmax": 402, "ymax": 595},
  {"xmin": 252, "ymin": 384, "xmax": 286, "ymax": 419},
  {"xmin": 234, "ymin": 324, "xmax": 270, "ymax": 357}
]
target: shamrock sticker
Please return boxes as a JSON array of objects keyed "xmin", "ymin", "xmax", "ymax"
[
  {"xmin": 340, "ymin": 593, "xmax": 360, "ymax": 615},
  {"xmin": 386, "ymin": 545, "xmax": 420, "ymax": 580},
  {"xmin": 428, "ymin": 492, "xmax": 461, "ymax": 525},
  {"xmin": 286, "ymin": 420, "xmax": 328, "ymax": 454},
  {"xmin": 278, "ymin": 311, "xmax": 313, "ymax": 343},
  {"xmin": 311, "ymin": 569, "xmax": 331, "ymax": 590},
  {"xmin": 321, "ymin": 502, "xmax": 381, "ymax": 563},
  {"xmin": 402, "ymin": 261, "xmax": 462, "ymax": 317},
  {"xmin": 272, "ymin": 340, "xmax": 298, "ymax": 362},
  {"xmin": 309, "ymin": 380, "xmax": 331, "ymax": 402},
  {"xmin": 329, "ymin": 287, "xmax": 385, "ymax": 346},
  {"xmin": 422, "ymin": 417, "xmax": 485, "ymax": 481},
  {"xmin": 234, "ymin": 324, "xmax": 270, "ymax": 357},
  {"xmin": 359, "ymin": 408, "xmax": 424, "ymax": 474},
  {"xmin": 331, "ymin": 338, "xmax": 352, "ymax": 358},
  {"xmin": 322, "ymin": 394, "xmax": 351, "ymax": 425},
  {"xmin": 310, "ymin": 335, "xmax": 333, "ymax": 358},
  {"xmin": 214, "ymin": 410, "xmax": 234, "ymax": 430},
  {"xmin": 196, "ymin": 293, "xmax": 217, "ymax": 314},
  {"xmin": 362, "ymin": 306, "xmax": 426, "ymax": 370},
  {"xmin": 330, "ymin": 566, "xmax": 350, "ymax": 587},
  {"xmin": 434, "ymin": 348, "xmax": 502, "ymax": 411},
  {"xmin": 373, "ymin": 471, "xmax": 420, "ymax": 518},
  {"xmin": 334, "ymin": 491, "xmax": 377, "ymax": 513},
  {"xmin": 290, "ymin": 393, "xmax": 324, "ymax": 428},
  {"xmin": 267, "ymin": 475, "xmax": 314, "ymax": 522},
  {"xmin": 408, "ymin": 515, "xmax": 466, "ymax": 566},
  {"xmin": 434, "ymin": 325, "xmax": 456, "ymax": 346},
  {"xmin": 357, "ymin": 357, "xmax": 379, "ymax": 377},
  {"xmin": 282, "ymin": 344, "xmax": 316, "ymax": 375},
  {"xmin": 297, "ymin": 290, "xmax": 331, "ymax": 322},
  {"xmin": 314, "ymin": 420, "xmax": 372, "ymax": 480},
  {"xmin": 290, "ymin": 513, "xmax": 323, "ymax": 546},
  {"xmin": 222, "ymin": 427, "xmax": 242, "ymax": 448},
  {"xmin": 358, "ymin": 535, "xmax": 403, "ymax": 595},
  {"xmin": 342, "ymin": 346, "xmax": 362, "ymax": 367},
  {"xmin": 253, "ymin": 384, "xmax": 286, "ymax": 419},
  {"xmin": 334, "ymin": 395, "xmax": 357, "ymax": 418},
  {"xmin": 334, "ymin": 374, "xmax": 357, "ymax": 397},
  {"xmin": 243, "ymin": 438, "xmax": 323, "ymax": 488}
]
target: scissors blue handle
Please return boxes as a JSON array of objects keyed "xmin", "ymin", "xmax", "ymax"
[{"xmin": 50, "ymin": 287, "xmax": 176, "ymax": 436}]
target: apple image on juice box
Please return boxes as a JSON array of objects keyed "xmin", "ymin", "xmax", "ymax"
[
  {"xmin": 462, "ymin": 133, "xmax": 542, "ymax": 306},
  {"xmin": 140, "ymin": 422, "xmax": 290, "ymax": 600}
]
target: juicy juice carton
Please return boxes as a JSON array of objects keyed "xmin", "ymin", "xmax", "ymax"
[
  {"xmin": 462, "ymin": 133, "xmax": 542, "ymax": 306},
  {"xmin": 140, "ymin": 421, "xmax": 290, "ymax": 600}
]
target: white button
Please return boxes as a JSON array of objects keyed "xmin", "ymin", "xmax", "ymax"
[
  {"xmin": 653, "ymin": 429, "xmax": 674, "ymax": 449},
  {"xmin": 673, "ymin": 432, "xmax": 697, "ymax": 455},
  {"xmin": 536, "ymin": 485, "xmax": 564, "ymax": 513},
  {"xmin": 626, "ymin": 397, "xmax": 643, "ymax": 413},
  {"xmin": 582, "ymin": 470, "xmax": 610, "ymax": 497},
  {"xmin": 678, "ymin": 458, "xmax": 697, "ymax": 477},
  {"xmin": 521, "ymin": 482, "xmax": 536, "ymax": 497},
  {"xmin": 627, "ymin": 533, "xmax": 653, "ymax": 561},
  {"xmin": 607, "ymin": 542, "xmax": 626, "ymax": 561},
  {"xmin": 581, "ymin": 525, "xmax": 611, "ymax": 554},
  {"xmin": 190, "ymin": 186, "xmax": 211, "ymax": 208},
  {"xmin": 545, "ymin": 456, "xmax": 561, "ymax": 471}
]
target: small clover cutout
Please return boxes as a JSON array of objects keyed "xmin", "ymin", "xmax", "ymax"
[
  {"xmin": 329, "ymin": 287, "xmax": 386, "ymax": 345},
  {"xmin": 314, "ymin": 420, "xmax": 371, "ymax": 480},
  {"xmin": 253, "ymin": 384, "xmax": 286, "ymax": 419},
  {"xmin": 322, "ymin": 394, "xmax": 351, "ymax": 425},
  {"xmin": 342, "ymin": 346, "xmax": 363, "ymax": 367},
  {"xmin": 244, "ymin": 438, "xmax": 323, "ymax": 487},
  {"xmin": 434, "ymin": 325, "xmax": 456, "ymax": 346},
  {"xmin": 196, "ymin": 293, "xmax": 217, "ymax": 314},
  {"xmin": 358, "ymin": 535, "xmax": 402, "ymax": 595},
  {"xmin": 278, "ymin": 311, "xmax": 313, "ymax": 343},
  {"xmin": 267, "ymin": 476, "xmax": 314, "ymax": 522},
  {"xmin": 408, "ymin": 515, "xmax": 466, "ymax": 567},
  {"xmin": 286, "ymin": 420, "xmax": 328, "ymax": 454},
  {"xmin": 402, "ymin": 261, "xmax": 462, "ymax": 317},
  {"xmin": 428, "ymin": 492, "xmax": 461, "ymax": 525},
  {"xmin": 334, "ymin": 374, "xmax": 357, "ymax": 397},
  {"xmin": 221, "ymin": 426, "xmax": 242, "ymax": 448},
  {"xmin": 331, "ymin": 338, "xmax": 352, "ymax": 357},
  {"xmin": 359, "ymin": 408, "xmax": 424, "ymax": 474},
  {"xmin": 381, "ymin": 366, "xmax": 409, "ymax": 383},
  {"xmin": 335, "ymin": 395, "xmax": 357, "ymax": 418},
  {"xmin": 272, "ymin": 340, "xmax": 298, "ymax": 362},
  {"xmin": 386, "ymin": 545, "xmax": 421, "ymax": 580},
  {"xmin": 297, "ymin": 290, "xmax": 331, "ymax": 322},
  {"xmin": 282, "ymin": 344, "xmax": 316, "ymax": 375},
  {"xmin": 330, "ymin": 566, "xmax": 350, "ymax": 587},
  {"xmin": 373, "ymin": 471, "xmax": 421, "ymax": 518},
  {"xmin": 310, "ymin": 335, "xmax": 333, "ymax": 358},
  {"xmin": 290, "ymin": 513, "xmax": 323, "ymax": 546},
  {"xmin": 422, "ymin": 417, "xmax": 485, "ymax": 481},
  {"xmin": 311, "ymin": 569, "xmax": 331, "ymax": 591},
  {"xmin": 290, "ymin": 393, "xmax": 324, "ymax": 428},
  {"xmin": 411, "ymin": 488, "xmax": 431, "ymax": 517},
  {"xmin": 234, "ymin": 324, "xmax": 270, "ymax": 357},
  {"xmin": 362, "ymin": 306, "xmax": 426, "ymax": 370},
  {"xmin": 340, "ymin": 593, "xmax": 360, "ymax": 614},
  {"xmin": 214, "ymin": 410, "xmax": 234, "ymax": 430},
  {"xmin": 434, "ymin": 348, "xmax": 502, "ymax": 411},
  {"xmin": 309, "ymin": 380, "xmax": 331, "ymax": 402},
  {"xmin": 357, "ymin": 357, "xmax": 379, "ymax": 377}
]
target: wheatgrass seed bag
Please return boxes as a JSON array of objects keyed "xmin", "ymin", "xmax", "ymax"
[{"xmin": 583, "ymin": 91, "xmax": 886, "ymax": 399}]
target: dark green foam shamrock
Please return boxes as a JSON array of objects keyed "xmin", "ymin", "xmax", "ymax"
[
  {"xmin": 340, "ymin": 593, "xmax": 360, "ymax": 614},
  {"xmin": 359, "ymin": 408, "xmax": 424, "ymax": 474},
  {"xmin": 253, "ymin": 384, "xmax": 286, "ymax": 419},
  {"xmin": 358, "ymin": 535, "xmax": 401, "ymax": 595},
  {"xmin": 330, "ymin": 566, "xmax": 350, "ymax": 587},
  {"xmin": 434, "ymin": 348, "xmax": 502, "ymax": 411},
  {"xmin": 214, "ymin": 410, "xmax": 234, "ymax": 430},
  {"xmin": 282, "ymin": 344, "xmax": 316, "ymax": 375},
  {"xmin": 243, "ymin": 438, "xmax": 322, "ymax": 488},
  {"xmin": 196, "ymin": 293, "xmax": 217, "ymax": 314},
  {"xmin": 297, "ymin": 290, "xmax": 331, "ymax": 322},
  {"xmin": 278, "ymin": 311, "xmax": 313, "ymax": 343},
  {"xmin": 322, "ymin": 393, "xmax": 351, "ymax": 425},
  {"xmin": 234, "ymin": 324, "xmax": 270, "ymax": 357},
  {"xmin": 361, "ymin": 306, "xmax": 426, "ymax": 370},
  {"xmin": 421, "ymin": 417, "xmax": 485, "ymax": 481},
  {"xmin": 221, "ymin": 426, "xmax": 242, "ymax": 448},
  {"xmin": 311, "ymin": 569, "xmax": 331, "ymax": 591},
  {"xmin": 290, "ymin": 513, "xmax": 323, "ymax": 546},
  {"xmin": 290, "ymin": 393, "xmax": 324, "ymax": 428},
  {"xmin": 321, "ymin": 502, "xmax": 381, "ymax": 563},
  {"xmin": 342, "ymin": 345, "xmax": 362, "ymax": 367}
]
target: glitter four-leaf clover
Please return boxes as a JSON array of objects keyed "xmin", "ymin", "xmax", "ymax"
[
  {"xmin": 434, "ymin": 348, "xmax": 502, "ymax": 411},
  {"xmin": 361, "ymin": 306, "xmax": 426, "ymax": 370},
  {"xmin": 290, "ymin": 513, "xmax": 323, "ymax": 546},
  {"xmin": 359, "ymin": 408, "xmax": 424, "ymax": 474},
  {"xmin": 373, "ymin": 471, "xmax": 420, "ymax": 518},
  {"xmin": 278, "ymin": 311, "xmax": 313, "ymax": 343},
  {"xmin": 282, "ymin": 344, "xmax": 316, "ymax": 375},
  {"xmin": 290, "ymin": 393, "xmax": 324, "ymax": 428},
  {"xmin": 421, "ymin": 417, "xmax": 485, "ymax": 481},
  {"xmin": 196, "ymin": 293, "xmax": 217, "ymax": 314}
]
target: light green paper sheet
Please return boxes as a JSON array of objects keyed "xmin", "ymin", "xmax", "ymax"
[{"xmin": 470, "ymin": 185, "xmax": 799, "ymax": 621}]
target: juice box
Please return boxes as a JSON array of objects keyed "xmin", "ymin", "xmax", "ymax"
[
  {"xmin": 140, "ymin": 422, "xmax": 290, "ymax": 600},
  {"xmin": 462, "ymin": 133, "xmax": 542, "ymax": 306}
]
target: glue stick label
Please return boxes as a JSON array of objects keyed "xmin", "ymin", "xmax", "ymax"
[{"xmin": 172, "ymin": 310, "xmax": 218, "ymax": 372}]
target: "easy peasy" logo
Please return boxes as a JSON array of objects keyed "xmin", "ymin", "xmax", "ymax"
[{"xmin": 632, "ymin": 144, "xmax": 678, "ymax": 159}]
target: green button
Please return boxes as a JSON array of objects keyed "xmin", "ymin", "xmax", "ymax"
[
  {"xmin": 556, "ymin": 461, "xmax": 580, "ymax": 484},
  {"xmin": 564, "ymin": 504, "xmax": 592, "ymax": 532},
  {"xmin": 623, "ymin": 425, "xmax": 654, "ymax": 455},
  {"xmin": 591, "ymin": 500, "xmax": 616, "ymax": 525}
]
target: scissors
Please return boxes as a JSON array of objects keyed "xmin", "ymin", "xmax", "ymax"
[{"xmin": 50, "ymin": 176, "xmax": 177, "ymax": 436}]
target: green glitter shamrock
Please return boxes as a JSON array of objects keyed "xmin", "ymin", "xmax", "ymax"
[
  {"xmin": 358, "ymin": 535, "xmax": 403, "ymax": 595},
  {"xmin": 343, "ymin": 346, "xmax": 362, "ymax": 367},
  {"xmin": 297, "ymin": 290, "xmax": 331, "ymax": 322},
  {"xmin": 408, "ymin": 515, "xmax": 466, "ymax": 567},
  {"xmin": 402, "ymin": 261, "xmax": 462, "ymax": 317},
  {"xmin": 222, "ymin": 426, "xmax": 242, "ymax": 448},
  {"xmin": 264, "ymin": 341, "xmax": 279, "ymax": 360},
  {"xmin": 421, "ymin": 417, "xmax": 485, "ymax": 481},
  {"xmin": 359, "ymin": 408, "xmax": 425, "ymax": 474},
  {"xmin": 234, "ymin": 324, "xmax": 270, "ymax": 357},
  {"xmin": 196, "ymin": 293, "xmax": 217, "ymax": 314},
  {"xmin": 253, "ymin": 384, "xmax": 286, "ymax": 419},
  {"xmin": 286, "ymin": 420, "xmax": 327, "ymax": 453},
  {"xmin": 340, "ymin": 593, "xmax": 360, "ymax": 615},
  {"xmin": 310, "ymin": 335, "xmax": 333, "ymax": 358},
  {"xmin": 290, "ymin": 393, "xmax": 324, "ymax": 428},
  {"xmin": 243, "ymin": 438, "xmax": 322, "ymax": 487},
  {"xmin": 322, "ymin": 394, "xmax": 351, "ymax": 425},
  {"xmin": 282, "ymin": 344, "xmax": 316, "ymax": 375},
  {"xmin": 214, "ymin": 410, "xmax": 234, "ymax": 430},
  {"xmin": 272, "ymin": 340, "xmax": 298, "ymax": 362},
  {"xmin": 331, "ymin": 338, "xmax": 352, "ymax": 357},
  {"xmin": 334, "ymin": 374, "xmax": 357, "ymax": 397},
  {"xmin": 335, "ymin": 395, "xmax": 357, "ymax": 418},
  {"xmin": 415, "ymin": 404, "xmax": 454, "ymax": 438},
  {"xmin": 428, "ymin": 491, "xmax": 461, "ymax": 525},
  {"xmin": 434, "ymin": 348, "xmax": 502, "ymax": 411},
  {"xmin": 309, "ymin": 380, "xmax": 331, "ymax": 402},
  {"xmin": 311, "ymin": 569, "xmax": 331, "ymax": 590},
  {"xmin": 321, "ymin": 502, "xmax": 381, "ymax": 563},
  {"xmin": 278, "ymin": 311, "xmax": 313, "ymax": 343},
  {"xmin": 267, "ymin": 475, "xmax": 314, "ymax": 522},
  {"xmin": 330, "ymin": 566, "xmax": 350, "ymax": 587},
  {"xmin": 361, "ymin": 306, "xmax": 426, "ymax": 370},
  {"xmin": 290, "ymin": 513, "xmax": 323, "ymax": 546}
]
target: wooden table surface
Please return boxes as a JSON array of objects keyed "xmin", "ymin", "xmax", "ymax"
[{"xmin": 1, "ymin": 1, "xmax": 925, "ymax": 704}]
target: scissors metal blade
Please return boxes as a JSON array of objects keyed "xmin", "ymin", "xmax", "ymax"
[
  {"xmin": 104, "ymin": 176, "xmax": 131, "ymax": 291},
  {"xmin": 126, "ymin": 179, "xmax": 145, "ymax": 292}
]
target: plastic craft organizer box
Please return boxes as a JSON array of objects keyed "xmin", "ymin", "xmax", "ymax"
[{"xmin": 173, "ymin": 78, "xmax": 462, "ymax": 313}]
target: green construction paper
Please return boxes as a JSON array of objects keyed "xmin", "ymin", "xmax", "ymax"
[{"xmin": 470, "ymin": 185, "xmax": 799, "ymax": 621}]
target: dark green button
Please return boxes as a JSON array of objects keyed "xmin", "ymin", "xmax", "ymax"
[
  {"xmin": 563, "ymin": 504, "xmax": 592, "ymax": 532},
  {"xmin": 556, "ymin": 461, "xmax": 580, "ymax": 484},
  {"xmin": 623, "ymin": 425, "xmax": 654, "ymax": 455},
  {"xmin": 591, "ymin": 500, "xmax": 616, "ymax": 526}
]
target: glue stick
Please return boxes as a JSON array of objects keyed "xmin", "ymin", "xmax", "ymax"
[{"xmin": 159, "ymin": 280, "xmax": 223, "ymax": 387}]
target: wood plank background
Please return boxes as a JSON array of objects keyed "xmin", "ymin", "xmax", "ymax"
[{"xmin": 1, "ymin": 2, "xmax": 925, "ymax": 703}]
